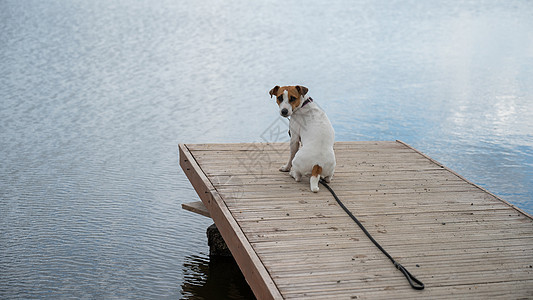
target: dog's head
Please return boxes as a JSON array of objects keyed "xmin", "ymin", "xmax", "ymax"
[{"xmin": 269, "ymin": 85, "xmax": 308, "ymax": 117}]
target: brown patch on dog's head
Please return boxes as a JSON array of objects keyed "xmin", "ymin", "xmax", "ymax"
[{"xmin": 269, "ymin": 85, "xmax": 309, "ymax": 112}]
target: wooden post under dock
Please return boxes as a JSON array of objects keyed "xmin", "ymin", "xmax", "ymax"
[{"xmin": 180, "ymin": 141, "xmax": 533, "ymax": 299}]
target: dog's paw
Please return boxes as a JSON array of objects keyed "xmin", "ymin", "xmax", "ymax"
[
  {"xmin": 290, "ymin": 170, "xmax": 301, "ymax": 182},
  {"xmin": 311, "ymin": 186, "xmax": 319, "ymax": 193},
  {"xmin": 279, "ymin": 165, "xmax": 291, "ymax": 172}
]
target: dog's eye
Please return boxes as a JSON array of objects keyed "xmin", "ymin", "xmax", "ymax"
[
  {"xmin": 289, "ymin": 96, "xmax": 296, "ymax": 102},
  {"xmin": 277, "ymin": 96, "xmax": 283, "ymax": 102}
]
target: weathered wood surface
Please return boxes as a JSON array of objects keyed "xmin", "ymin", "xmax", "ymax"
[
  {"xmin": 180, "ymin": 141, "xmax": 533, "ymax": 299},
  {"xmin": 182, "ymin": 201, "xmax": 211, "ymax": 218}
]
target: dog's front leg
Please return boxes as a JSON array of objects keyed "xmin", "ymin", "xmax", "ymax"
[{"xmin": 279, "ymin": 135, "xmax": 299, "ymax": 172}]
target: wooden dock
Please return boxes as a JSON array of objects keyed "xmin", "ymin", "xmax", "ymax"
[{"xmin": 179, "ymin": 141, "xmax": 533, "ymax": 299}]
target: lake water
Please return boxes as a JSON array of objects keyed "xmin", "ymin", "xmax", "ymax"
[{"xmin": 1, "ymin": 0, "xmax": 532, "ymax": 298}]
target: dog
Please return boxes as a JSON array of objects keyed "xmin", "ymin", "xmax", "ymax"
[{"xmin": 269, "ymin": 85, "xmax": 336, "ymax": 192}]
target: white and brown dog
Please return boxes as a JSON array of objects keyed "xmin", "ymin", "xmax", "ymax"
[{"xmin": 269, "ymin": 85, "xmax": 336, "ymax": 192}]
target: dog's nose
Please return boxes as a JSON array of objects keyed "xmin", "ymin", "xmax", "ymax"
[{"xmin": 281, "ymin": 108, "xmax": 288, "ymax": 116}]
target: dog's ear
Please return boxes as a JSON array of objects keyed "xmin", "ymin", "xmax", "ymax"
[
  {"xmin": 269, "ymin": 86, "xmax": 280, "ymax": 98},
  {"xmin": 295, "ymin": 85, "xmax": 308, "ymax": 96}
]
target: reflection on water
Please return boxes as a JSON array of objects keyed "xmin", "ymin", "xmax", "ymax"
[
  {"xmin": 182, "ymin": 255, "xmax": 255, "ymax": 300},
  {"xmin": 1, "ymin": 0, "xmax": 532, "ymax": 298}
]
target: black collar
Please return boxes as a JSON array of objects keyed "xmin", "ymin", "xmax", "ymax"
[{"xmin": 301, "ymin": 97, "xmax": 313, "ymax": 108}]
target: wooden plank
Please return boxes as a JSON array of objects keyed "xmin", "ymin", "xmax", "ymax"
[
  {"xmin": 186, "ymin": 141, "xmax": 406, "ymax": 151},
  {"xmin": 181, "ymin": 201, "xmax": 211, "ymax": 218},
  {"xmin": 179, "ymin": 144, "xmax": 283, "ymax": 300}
]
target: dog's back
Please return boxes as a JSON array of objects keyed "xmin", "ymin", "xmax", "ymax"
[{"xmin": 290, "ymin": 102, "xmax": 336, "ymax": 191}]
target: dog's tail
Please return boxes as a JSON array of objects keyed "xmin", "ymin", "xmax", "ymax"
[{"xmin": 310, "ymin": 164, "xmax": 322, "ymax": 193}]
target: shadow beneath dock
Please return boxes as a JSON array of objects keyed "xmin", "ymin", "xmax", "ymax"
[{"xmin": 181, "ymin": 254, "xmax": 256, "ymax": 300}]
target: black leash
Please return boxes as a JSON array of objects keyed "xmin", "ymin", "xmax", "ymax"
[{"xmin": 319, "ymin": 179, "xmax": 425, "ymax": 290}]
